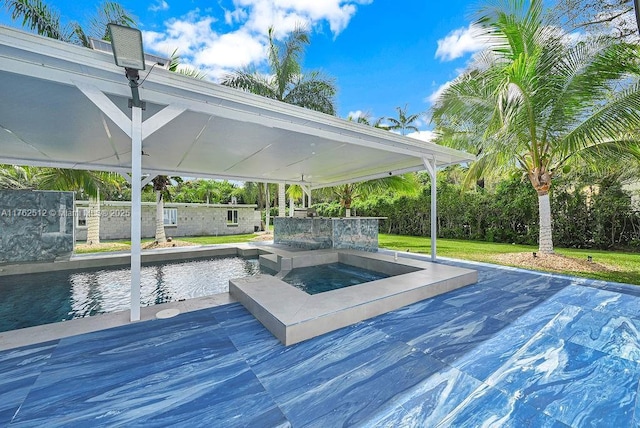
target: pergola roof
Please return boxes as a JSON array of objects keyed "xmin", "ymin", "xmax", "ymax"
[{"xmin": 0, "ymin": 26, "xmax": 473, "ymax": 189}]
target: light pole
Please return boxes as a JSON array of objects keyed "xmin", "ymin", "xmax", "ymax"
[{"xmin": 107, "ymin": 23, "xmax": 146, "ymax": 321}]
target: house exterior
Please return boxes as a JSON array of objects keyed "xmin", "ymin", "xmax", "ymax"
[
  {"xmin": 74, "ymin": 201, "xmax": 261, "ymax": 241},
  {"xmin": 623, "ymin": 182, "xmax": 640, "ymax": 210}
]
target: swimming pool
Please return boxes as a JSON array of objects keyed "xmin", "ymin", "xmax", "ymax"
[
  {"xmin": 282, "ymin": 262, "xmax": 389, "ymax": 294},
  {"xmin": 0, "ymin": 256, "xmax": 261, "ymax": 332}
]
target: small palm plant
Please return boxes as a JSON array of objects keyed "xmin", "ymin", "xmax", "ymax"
[{"xmin": 387, "ymin": 105, "xmax": 422, "ymax": 135}]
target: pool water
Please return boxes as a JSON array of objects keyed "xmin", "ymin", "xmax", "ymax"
[
  {"xmin": 282, "ymin": 263, "xmax": 390, "ymax": 295},
  {"xmin": 0, "ymin": 256, "xmax": 261, "ymax": 332}
]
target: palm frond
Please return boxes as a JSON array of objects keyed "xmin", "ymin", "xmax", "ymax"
[
  {"xmin": 3, "ymin": 0, "xmax": 67, "ymax": 41},
  {"xmin": 221, "ymin": 70, "xmax": 277, "ymax": 98},
  {"xmin": 88, "ymin": 1, "xmax": 135, "ymax": 43},
  {"xmin": 560, "ymin": 80, "xmax": 640, "ymax": 160},
  {"xmin": 284, "ymin": 73, "xmax": 337, "ymax": 114},
  {"xmin": 223, "ymin": 25, "xmax": 336, "ymax": 116},
  {"xmin": 168, "ymin": 49, "xmax": 207, "ymax": 79}
]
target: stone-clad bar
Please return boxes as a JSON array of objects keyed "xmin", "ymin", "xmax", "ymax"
[
  {"xmin": 0, "ymin": 190, "xmax": 74, "ymax": 264},
  {"xmin": 273, "ymin": 217, "xmax": 380, "ymax": 251}
]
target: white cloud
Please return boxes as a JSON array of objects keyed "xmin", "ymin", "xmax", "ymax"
[
  {"xmin": 407, "ymin": 130, "xmax": 436, "ymax": 143},
  {"xmin": 426, "ymin": 80, "xmax": 452, "ymax": 104},
  {"xmin": 143, "ymin": 12, "xmax": 217, "ymax": 58},
  {"xmin": 195, "ymin": 30, "xmax": 266, "ymax": 69},
  {"xmin": 435, "ymin": 24, "xmax": 487, "ymax": 62},
  {"xmin": 143, "ymin": 1, "xmax": 369, "ymax": 82},
  {"xmin": 149, "ymin": 0, "xmax": 169, "ymax": 12},
  {"xmin": 347, "ymin": 110, "xmax": 365, "ymax": 119},
  {"xmin": 235, "ymin": 0, "xmax": 370, "ymax": 35}
]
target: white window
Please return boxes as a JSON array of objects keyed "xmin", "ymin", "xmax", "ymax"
[
  {"xmin": 227, "ymin": 209, "xmax": 238, "ymax": 225},
  {"xmin": 76, "ymin": 207, "xmax": 87, "ymax": 228},
  {"xmin": 163, "ymin": 208, "xmax": 177, "ymax": 226}
]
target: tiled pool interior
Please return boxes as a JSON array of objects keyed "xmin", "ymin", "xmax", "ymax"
[
  {"xmin": 0, "ymin": 256, "xmax": 261, "ymax": 332},
  {"xmin": 3, "ymin": 257, "xmax": 640, "ymax": 426},
  {"xmin": 282, "ymin": 262, "xmax": 390, "ymax": 294}
]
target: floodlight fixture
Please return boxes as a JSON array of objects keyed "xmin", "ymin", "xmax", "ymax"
[{"xmin": 107, "ymin": 23, "xmax": 146, "ymax": 109}]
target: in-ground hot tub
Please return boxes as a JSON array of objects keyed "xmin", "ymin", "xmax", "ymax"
[{"xmin": 230, "ymin": 249, "xmax": 477, "ymax": 345}]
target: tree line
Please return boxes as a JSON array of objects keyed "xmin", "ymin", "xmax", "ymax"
[{"xmin": 312, "ymin": 169, "xmax": 640, "ymax": 251}]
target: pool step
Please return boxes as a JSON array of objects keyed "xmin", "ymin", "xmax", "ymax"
[
  {"xmin": 259, "ymin": 254, "xmax": 279, "ymax": 271},
  {"xmin": 259, "ymin": 254, "xmax": 293, "ymax": 272},
  {"xmin": 275, "ymin": 269, "xmax": 290, "ymax": 279}
]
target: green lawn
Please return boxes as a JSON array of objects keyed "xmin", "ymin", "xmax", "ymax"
[
  {"xmin": 73, "ymin": 234, "xmax": 257, "ymax": 254},
  {"xmin": 74, "ymin": 232, "xmax": 639, "ymax": 285},
  {"xmin": 179, "ymin": 234, "xmax": 257, "ymax": 245},
  {"xmin": 379, "ymin": 234, "xmax": 640, "ymax": 285}
]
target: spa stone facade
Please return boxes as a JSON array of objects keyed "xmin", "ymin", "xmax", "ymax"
[
  {"xmin": 0, "ymin": 190, "xmax": 74, "ymax": 263},
  {"xmin": 273, "ymin": 217, "xmax": 379, "ymax": 251}
]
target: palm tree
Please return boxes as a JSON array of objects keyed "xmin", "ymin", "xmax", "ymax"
[
  {"xmin": 195, "ymin": 179, "xmax": 220, "ymax": 204},
  {"xmin": 387, "ymin": 105, "xmax": 421, "ymax": 135},
  {"xmin": 37, "ymin": 168, "xmax": 120, "ymax": 245},
  {"xmin": 221, "ymin": 25, "xmax": 337, "ymax": 114},
  {"xmin": 329, "ymin": 175, "xmax": 420, "ymax": 217},
  {"xmin": 431, "ymin": 0, "xmax": 640, "ymax": 254},
  {"xmin": 2, "ymin": 0, "xmax": 134, "ymax": 47},
  {"xmin": 222, "ymin": 24, "xmax": 338, "ymax": 229},
  {"xmin": 347, "ymin": 112, "xmax": 390, "ymax": 130},
  {"xmin": 0, "ymin": 164, "xmax": 39, "ymax": 189}
]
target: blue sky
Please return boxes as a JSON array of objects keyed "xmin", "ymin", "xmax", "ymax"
[{"xmin": 0, "ymin": 0, "xmax": 489, "ymax": 139}]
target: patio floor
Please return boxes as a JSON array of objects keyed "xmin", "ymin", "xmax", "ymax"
[{"xmin": 3, "ymin": 256, "xmax": 640, "ymax": 427}]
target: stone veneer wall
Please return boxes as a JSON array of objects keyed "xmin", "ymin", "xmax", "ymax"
[
  {"xmin": 273, "ymin": 217, "xmax": 378, "ymax": 251},
  {"xmin": 0, "ymin": 190, "xmax": 74, "ymax": 264},
  {"xmin": 74, "ymin": 201, "xmax": 261, "ymax": 241}
]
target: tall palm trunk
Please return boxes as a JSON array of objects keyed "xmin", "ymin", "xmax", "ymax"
[
  {"xmin": 340, "ymin": 184, "xmax": 354, "ymax": 218},
  {"xmin": 529, "ymin": 168, "xmax": 553, "ymax": 254},
  {"xmin": 155, "ymin": 191, "xmax": 167, "ymax": 243},
  {"xmin": 86, "ymin": 189, "xmax": 100, "ymax": 245},
  {"xmin": 537, "ymin": 192, "xmax": 553, "ymax": 254}
]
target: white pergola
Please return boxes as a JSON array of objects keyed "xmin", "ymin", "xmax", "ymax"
[{"xmin": 0, "ymin": 26, "xmax": 474, "ymax": 321}]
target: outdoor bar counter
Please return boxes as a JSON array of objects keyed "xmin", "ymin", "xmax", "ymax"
[{"xmin": 273, "ymin": 216, "xmax": 382, "ymax": 252}]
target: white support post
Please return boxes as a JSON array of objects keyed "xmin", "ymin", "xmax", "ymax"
[
  {"xmin": 77, "ymin": 82, "xmax": 187, "ymax": 324},
  {"xmin": 423, "ymin": 157, "xmax": 437, "ymax": 261},
  {"xmin": 301, "ymin": 185, "xmax": 312, "ymax": 208},
  {"xmin": 278, "ymin": 183, "xmax": 286, "ymax": 217},
  {"xmin": 130, "ymin": 106, "xmax": 143, "ymax": 322}
]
